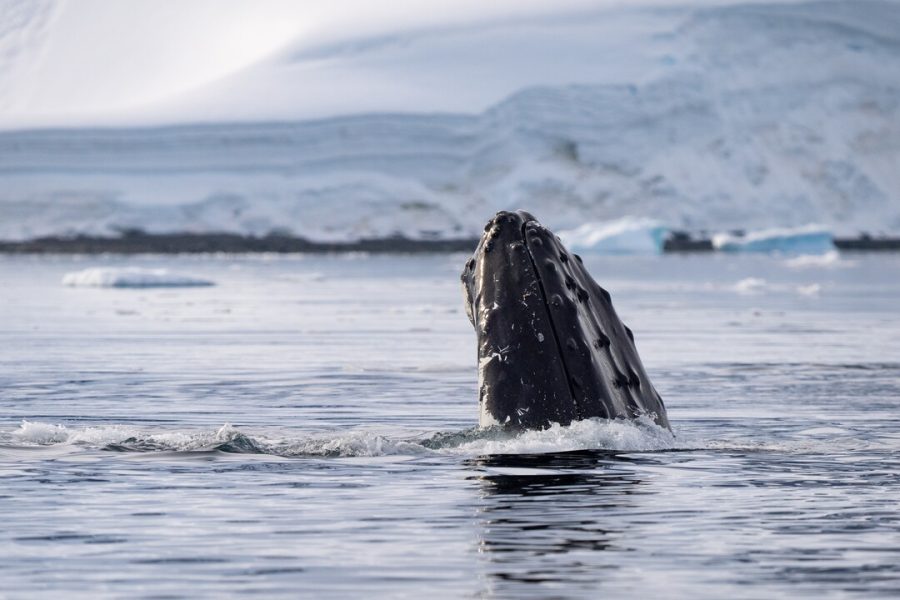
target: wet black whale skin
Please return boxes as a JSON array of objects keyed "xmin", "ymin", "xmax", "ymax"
[{"xmin": 461, "ymin": 210, "xmax": 670, "ymax": 430}]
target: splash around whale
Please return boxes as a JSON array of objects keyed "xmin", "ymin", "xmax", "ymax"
[{"xmin": 461, "ymin": 210, "xmax": 670, "ymax": 431}]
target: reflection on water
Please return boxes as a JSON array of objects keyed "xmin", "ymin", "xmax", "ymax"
[{"xmin": 470, "ymin": 451, "xmax": 654, "ymax": 596}]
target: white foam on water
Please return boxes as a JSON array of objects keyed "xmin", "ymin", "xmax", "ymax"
[
  {"xmin": 12, "ymin": 420, "xmax": 138, "ymax": 445},
  {"xmin": 8, "ymin": 419, "xmax": 890, "ymax": 458},
  {"xmin": 12, "ymin": 421, "xmax": 71, "ymax": 444},
  {"xmin": 6, "ymin": 418, "xmax": 678, "ymax": 457},
  {"xmin": 62, "ymin": 267, "xmax": 214, "ymax": 288},
  {"xmin": 11, "ymin": 420, "xmax": 242, "ymax": 451},
  {"xmin": 448, "ymin": 416, "xmax": 677, "ymax": 455},
  {"xmin": 275, "ymin": 431, "xmax": 434, "ymax": 458}
]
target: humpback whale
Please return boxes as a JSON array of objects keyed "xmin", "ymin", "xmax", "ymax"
[{"xmin": 461, "ymin": 210, "xmax": 670, "ymax": 430}]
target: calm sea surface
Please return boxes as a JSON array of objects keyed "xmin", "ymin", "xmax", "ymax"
[{"xmin": 1, "ymin": 252, "xmax": 898, "ymax": 598}]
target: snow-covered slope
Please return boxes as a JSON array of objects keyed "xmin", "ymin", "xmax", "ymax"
[{"xmin": 1, "ymin": 0, "xmax": 898, "ymax": 241}]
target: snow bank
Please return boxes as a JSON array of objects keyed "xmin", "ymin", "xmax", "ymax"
[
  {"xmin": 62, "ymin": 267, "xmax": 214, "ymax": 288},
  {"xmin": 558, "ymin": 217, "xmax": 668, "ymax": 255},
  {"xmin": 2, "ymin": 1, "xmax": 900, "ymax": 241},
  {"xmin": 713, "ymin": 225, "xmax": 835, "ymax": 255}
]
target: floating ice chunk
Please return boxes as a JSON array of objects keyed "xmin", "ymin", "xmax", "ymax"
[
  {"xmin": 733, "ymin": 277, "xmax": 767, "ymax": 294},
  {"xmin": 713, "ymin": 225, "xmax": 834, "ymax": 254},
  {"xmin": 558, "ymin": 217, "xmax": 669, "ymax": 255},
  {"xmin": 62, "ymin": 267, "xmax": 214, "ymax": 288},
  {"xmin": 784, "ymin": 251, "xmax": 848, "ymax": 268},
  {"xmin": 796, "ymin": 283, "xmax": 822, "ymax": 296}
]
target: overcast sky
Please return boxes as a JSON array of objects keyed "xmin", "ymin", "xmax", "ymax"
[
  {"xmin": 0, "ymin": 0, "xmax": 811, "ymax": 126},
  {"xmin": 0, "ymin": 0, "xmax": 615, "ymax": 118}
]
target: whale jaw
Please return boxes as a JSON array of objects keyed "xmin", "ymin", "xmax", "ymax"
[{"xmin": 462, "ymin": 210, "xmax": 670, "ymax": 430}]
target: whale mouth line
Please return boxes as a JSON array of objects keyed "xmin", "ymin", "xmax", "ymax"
[{"xmin": 519, "ymin": 218, "xmax": 581, "ymax": 419}]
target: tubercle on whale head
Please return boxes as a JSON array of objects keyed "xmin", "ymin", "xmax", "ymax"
[{"xmin": 460, "ymin": 210, "xmax": 539, "ymax": 330}]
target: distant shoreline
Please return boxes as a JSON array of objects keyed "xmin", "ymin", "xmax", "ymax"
[
  {"xmin": 1, "ymin": 231, "xmax": 899, "ymax": 254},
  {"xmin": 662, "ymin": 234, "xmax": 900, "ymax": 253},
  {"xmin": 0, "ymin": 232, "xmax": 481, "ymax": 254}
]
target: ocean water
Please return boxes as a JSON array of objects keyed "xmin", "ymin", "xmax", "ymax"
[{"xmin": 1, "ymin": 252, "xmax": 898, "ymax": 598}]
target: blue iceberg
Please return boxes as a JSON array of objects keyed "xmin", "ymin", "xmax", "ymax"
[
  {"xmin": 558, "ymin": 217, "xmax": 669, "ymax": 255},
  {"xmin": 712, "ymin": 225, "xmax": 835, "ymax": 255}
]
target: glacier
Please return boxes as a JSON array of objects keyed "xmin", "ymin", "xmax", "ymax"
[{"xmin": 1, "ymin": 0, "xmax": 899, "ymax": 242}]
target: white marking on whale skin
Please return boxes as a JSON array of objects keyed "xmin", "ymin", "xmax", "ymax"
[
  {"xmin": 478, "ymin": 353, "xmax": 499, "ymax": 373},
  {"xmin": 477, "ymin": 301, "xmax": 499, "ymax": 328},
  {"xmin": 537, "ymin": 332, "xmax": 545, "ymax": 342},
  {"xmin": 477, "ymin": 352, "xmax": 503, "ymax": 398},
  {"xmin": 477, "ymin": 351, "xmax": 497, "ymax": 428},
  {"xmin": 460, "ymin": 280, "xmax": 474, "ymax": 324},
  {"xmin": 478, "ymin": 344, "xmax": 517, "ymax": 427},
  {"xmin": 479, "ymin": 390, "xmax": 500, "ymax": 428}
]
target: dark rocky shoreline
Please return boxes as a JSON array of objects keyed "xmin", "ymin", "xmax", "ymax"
[
  {"xmin": 662, "ymin": 232, "xmax": 900, "ymax": 253},
  {"xmin": 0, "ymin": 231, "xmax": 481, "ymax": 254},
  {"xmin": 1, "ymin": 230, "xmax": 898, "ymax": 254}
]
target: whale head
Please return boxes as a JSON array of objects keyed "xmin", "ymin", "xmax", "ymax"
[{"xmin": 461, "ymin": 210, "xmax": 670, "ymax": 430}]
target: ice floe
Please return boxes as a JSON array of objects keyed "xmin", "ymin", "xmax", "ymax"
[{"xmin": 62, "ymin": 267, "xmax": 214, "ymax": 288}]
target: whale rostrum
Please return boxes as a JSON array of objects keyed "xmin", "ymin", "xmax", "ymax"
[{"xmin": 461, "ymin": 210, "xmax": 670, "ymax": 430}]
